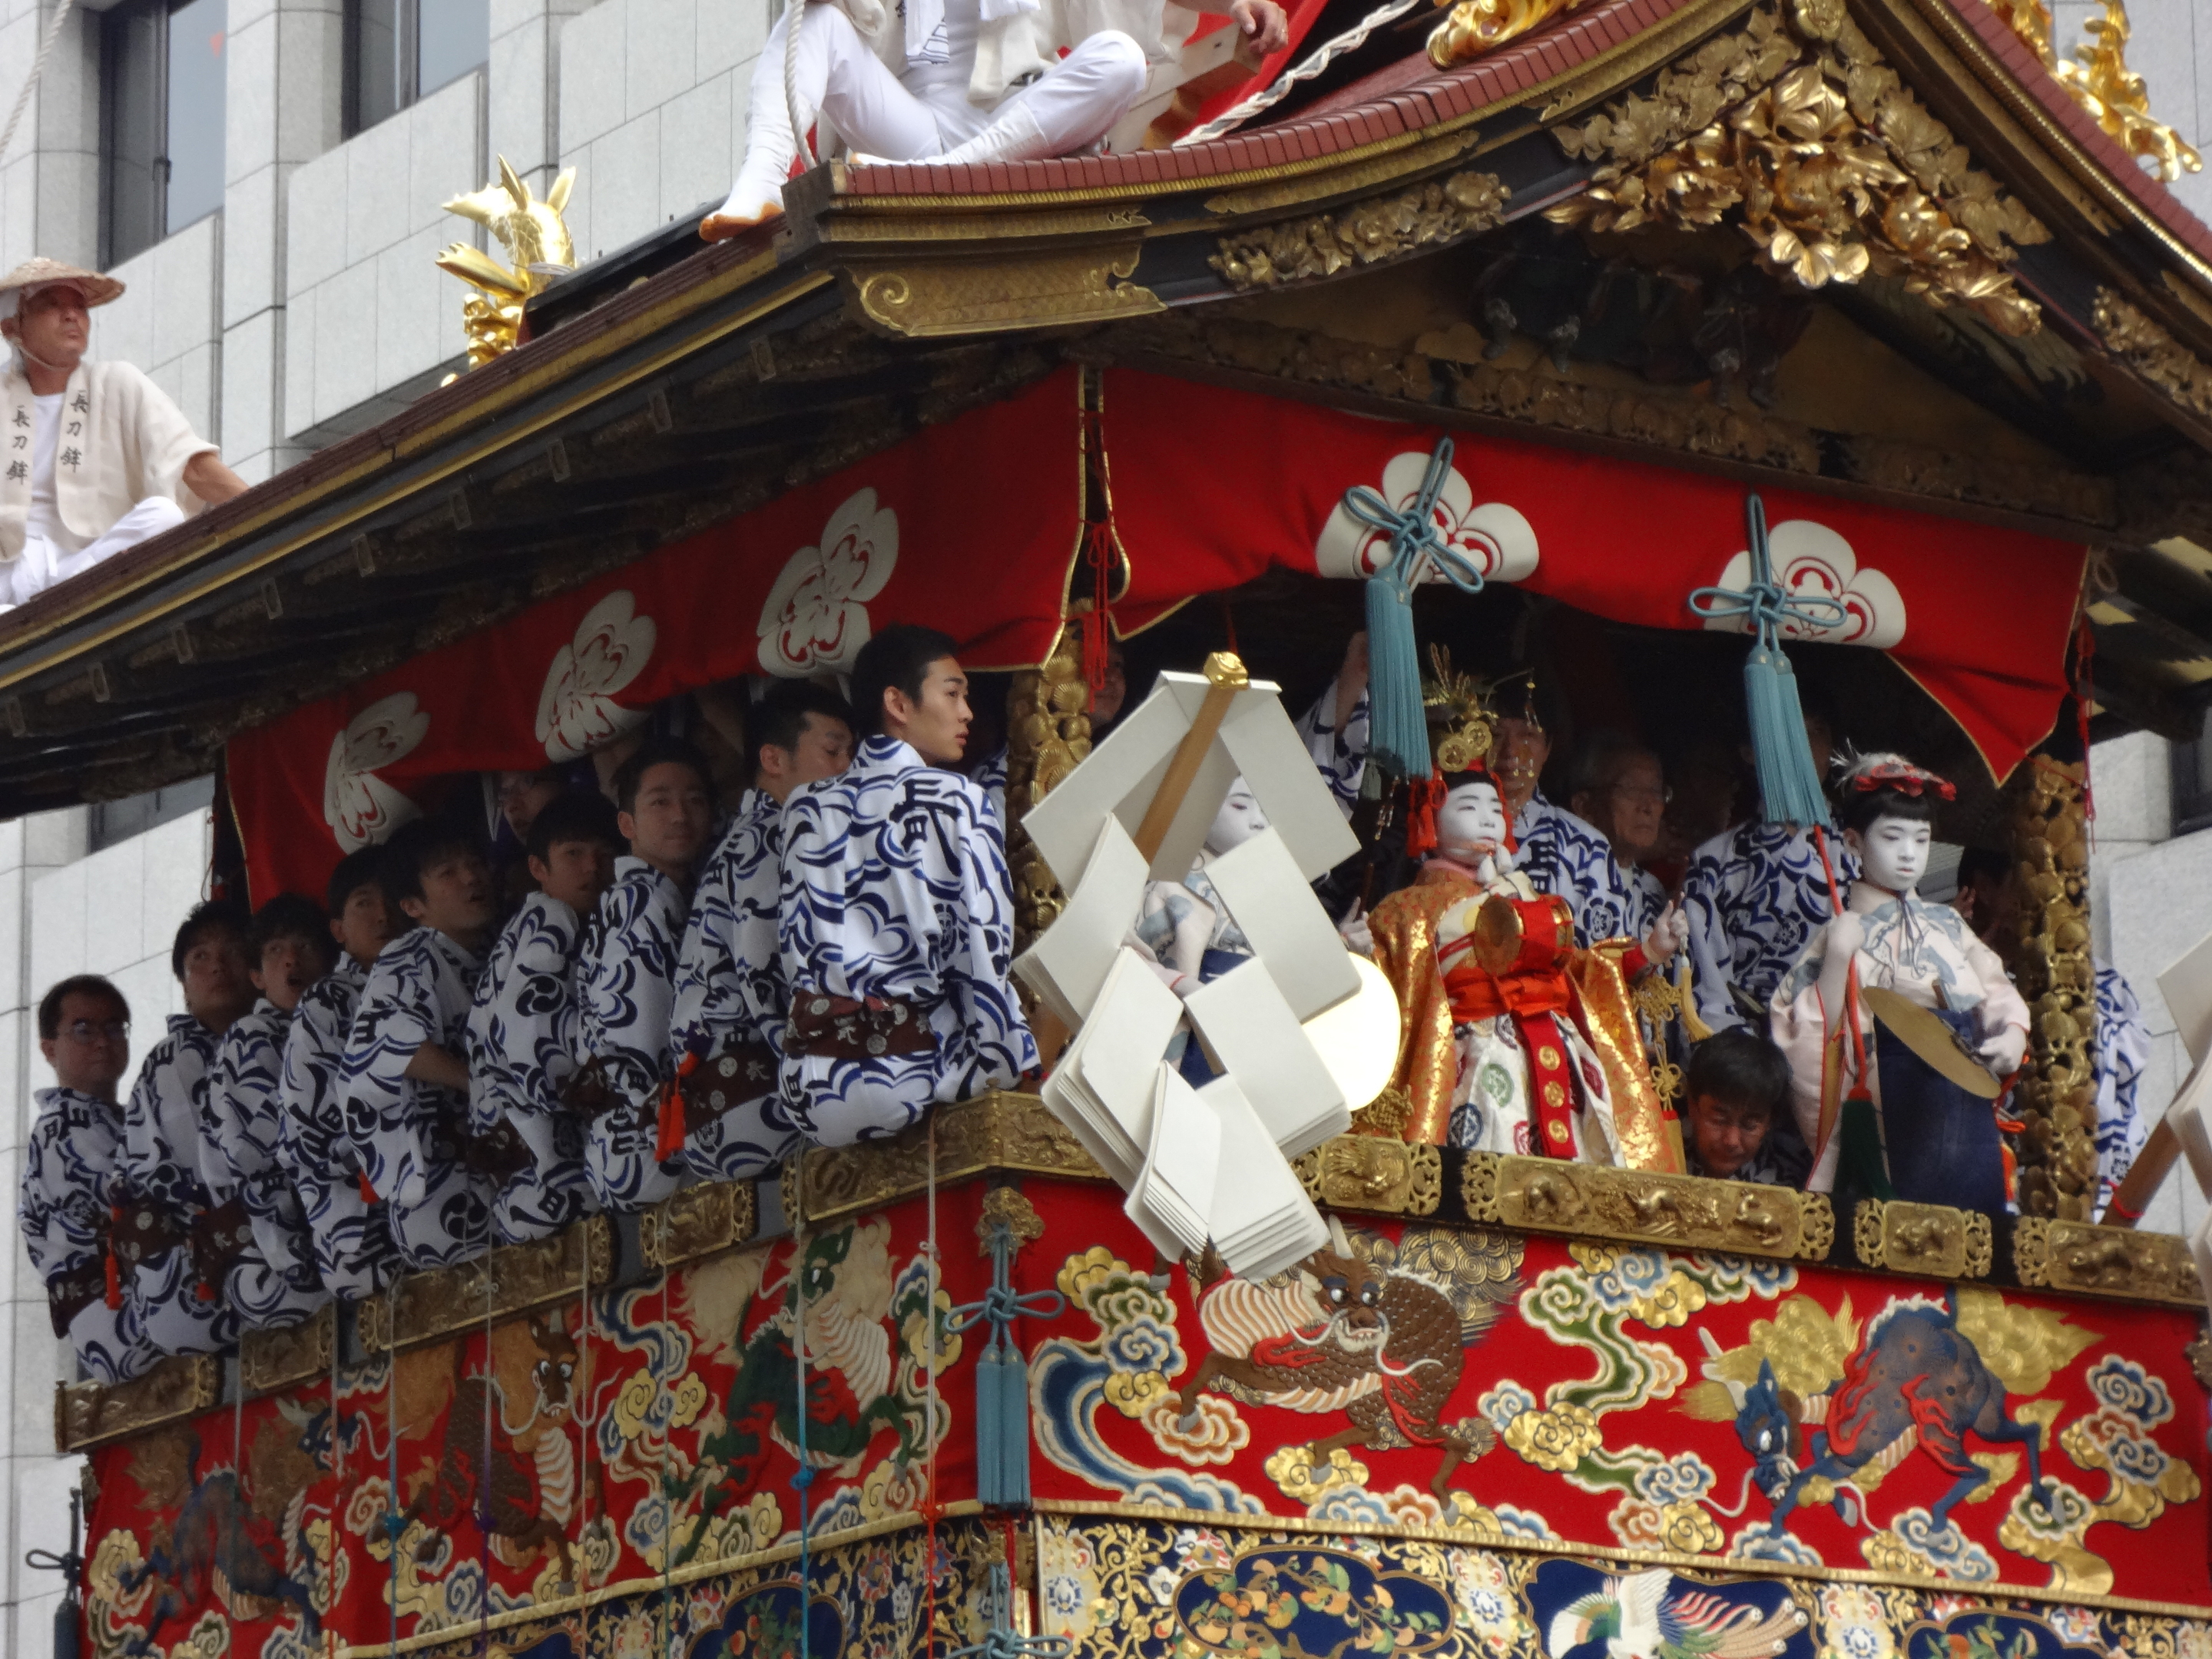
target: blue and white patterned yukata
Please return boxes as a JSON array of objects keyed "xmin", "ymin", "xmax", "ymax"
[
  {"xmin": 971, "ymin": 743, "xmax": 1008, "ymax": 828},
  {"xmin": 778, "ymin": 735, "xmax": 1038, "ymax": 1144},
  {"xmin": 576, "ymin": 857, "xmax": 689, "ymax": 1210},
  {"xmin": 669, "ymin": 788, "xmax": 803, "ymax": 1181},
  {"xmin": 1512, "ymin": 793, "xmax": 1656, "ymax": 947},
  {"xmin": 279, "ymin": 959, "xmax": 397, "ymax": 1298},
  {"xmin": 1679, "ymin": 820, "xmax": 1858, "ymax": 1033},
  {"xmin": 120, "ymin": 1017, "xmax": 236, "ymax": 1356},
  {"xmin": 342, "ymin": 929, "xmax": 494, "ymax": 1270},
  {"xmin": 1296, "ymin": 686, "xmax": 1369, "ymax": 819},
  {"xmin": 2093, "ymin": 959, "xmax": 2151, "ymax": 1210},
  {"xmin": 466, "ymin": 893, "xmax": 595, "ymax": 1240},
  {"xmin": 207, "ymin": 1001, "xmax": 328, "ymax": 1329},
  {"xmin": 20, "ymin": 1087, "xmax": 157, "ymax": 1382}
]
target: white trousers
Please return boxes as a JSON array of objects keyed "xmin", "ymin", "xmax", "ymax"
[{"xmin": 0, "ymin": 495, "xmax": 187, "ymax": 609}]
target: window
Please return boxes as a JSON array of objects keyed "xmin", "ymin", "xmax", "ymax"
[
  {"xmin": 345, "ymin": 0, "xmax": 488, "ymax": 137},
  {"xmin": 101, "ymin": 0, "xmax": 228, "ymax": 269},
  {"xmin": 88, "ymin": 775, "xmax": 214, "ymax": 853}
]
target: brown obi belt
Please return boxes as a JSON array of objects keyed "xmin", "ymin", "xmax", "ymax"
[
  {"xmin": 561, "ymin": 1058, "xmax": 632, "ymax": 1122},
  {"xmin": 786, "ymin": 994, "xmax": 935, "ymax": 1061},
  {"xmin": 110, "ymin": 1195, "xmax": 187, "ymax": 1271},
  {"xmin": 1439, "ymin": 894, "xmax": 1576, "ymax": 1025},
  {"xmin": 457, "ymin": 1119, "xmax": 535, "ymax": 1184},
  {"xmin": 187, "ymin": 1195, "xmax": 256, "ymax": 1293},
  {"xmin": 679, "ymin": 1038, "xmax": 778, "ymax": 1131},
  {"xmin": 46, "ymin": 1263, "xmax": 107, "ymax": 1337}
]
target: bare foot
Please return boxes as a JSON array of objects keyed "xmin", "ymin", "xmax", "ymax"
[{"xmin": 700, "ymin": 202, "xmax": 784, "ymax": 243}]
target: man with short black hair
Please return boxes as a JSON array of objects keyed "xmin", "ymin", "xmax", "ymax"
[
  {"xmin": 280, "ymin": 846, "xmax": 400, "ymax": 1296},
  {"xmin": 342, "ymin": 821, "xmax": 499, "ymax": 1270},
  {"xmin": 779, "ymin": 625, "xmax": 1035, "ymax": 1145},
  {"xmin": 468, "ymin": 790, "xmax": 623, "ymax": 1240},
  {"xmin": 577, "ymin": 740, "xmax": 716, "ymax": 1210},
  {"xmin": 671, "ymin": 681, "xmax": 856, "ymax": 1179},
  {"xmin": 20, "ymin": 974, "xmax": 158, "ymax": 1381},
  {"xmin": 119, "ymin": 900, "xmax": 255, "ymax": 1356},
  {"xmin": 1681, "ymin": 1028, "xmax": 1802, "ymax": 1185}
]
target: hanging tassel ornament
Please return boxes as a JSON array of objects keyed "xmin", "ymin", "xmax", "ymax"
[
  {"xmin": 1690, "ymin": 495, "xmax": 1846, "ymax": 827},
  {"xmin": 1338, "ymin": 436, "xmax": 1492, "ymax": 780},
  {"xmin": 655, "ymin": 1055, "xmax": 698, "ymax": 1163},
  {"xmin": 946, "ymin": 1193, "xmax": 1065, "ymax": 1508}
]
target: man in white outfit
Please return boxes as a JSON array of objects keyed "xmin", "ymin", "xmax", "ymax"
[
  {"xmin": 0, "ymin": 258, "xmax": 248, "ymax": 610},
  {"xmin": 701, "ymin": 0, "xmax": 1288, "ymax": 238}
]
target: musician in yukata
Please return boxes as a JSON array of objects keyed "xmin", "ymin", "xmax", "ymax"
[
  {"xmin": 204, "ymin": 895, "xmax": 334, "ymax": 1329},
  {"xmin": 466, "ymin": 790, "xmax": 622, "ymax": 1241},
  {"xmin": 1566, "ymin": 730, "xmax": 1671, "ymax": 942},
  {"xmin": 1296, "ymin": 631, "xmax": 1371, "ymax": 818},
  {"xmin": 341, "ymin": 820, "xmax": 499, "ymax": 1270},
  {"xmin": 669, "ymin": 681, "xmax": 854, "ymax": 1181},
  {"xmin": 279, "ymin": 847, "xmax": 400, "ymax": 1296},
  {"xmin": 575, "ymin": 739, "xmax": 716, "ymax": 1211},
  {"xmin": 19, "ymin": 974, "xmax": 158, "ymax": 1382},
  {"xmin": 118, "ymin": 902, "xmax": 255, "ymax": 1357},
  {"xmin": 778, "ymin": 624, "xmax": 1037, "ymax": 1145}
]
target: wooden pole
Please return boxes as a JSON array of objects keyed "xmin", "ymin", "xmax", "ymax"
[{"xmin": 2101, "ymin": 1116, "xmax": 2181, "ymax": 1228}]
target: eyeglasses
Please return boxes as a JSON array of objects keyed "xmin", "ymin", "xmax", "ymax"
[
  {"xmin": 62, "ymin": 1020, "xmax": 128, "ymax": 1043},
  {"xmin": 1609, "ymin": 783, "xmax": 1673, "ymax": 806}
]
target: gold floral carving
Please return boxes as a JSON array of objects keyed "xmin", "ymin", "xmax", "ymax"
[
  {"xmin": 1852, "ymin": 1198, "xmax": 1993, "ymax": 1280},
  {"xmin": 850, "ymin": 247, "xmax": 1162, "ymax": 337},
  {"xmin": 1292, "ymin": 1137, "xmax": 1443, "ymax": 1216},
  {"xmin": 797, "ymin": 1091, "xmax": 1109, "ymax": 1225},
  {"xmin": 359, "ymin": 1218, "xmax": 610, "ymax": 1352},
  {"xmin": 1984, "ymin": 0, "xmax": 2201, "ymax": 181},
  {"xmin": 2092, "ymin": 287, "xmax": 2212, "ymax": 424},
  {"xmin": 1548, "ymin": 4, "xmax": 2050, "ymax": 336},
  {"xmin": 1461, "ymin": 1151, "xmax": 1832, "ymax": 1260},
  {"xmin": 2011, "ymin": 757, "xmax": 2099, "ymax": 1220},
  {"xmin": 240, "ymin": 1303, "xmax": 336, "ymax": 1397},
  {"xmin": 2013, "ymin": 1215, "xmax": 2204, "ymax": 1306},
  {"xmin": 2187, "ymin": 1323, "xmax": 2212, "ymax": 1389},
  {"xmin": 641, "ymin": 1180, "xmax": 760, "ymax": 1270},
  {"xmin": 979, "ymin": 1185, "xmax": 1047, "ymax": 1250},
  {"xmin": 1006, "ymin": 623, "xmax": 1092, "ymax": 954},
  {"xmin": 1211, "ymin": 171, "xmax": 1509, "ymax": 291},
  {"xmin": 1428, "ymin": 0, "xmax": 1589, "ymax": 69},
  {"xmin": 55, "ymin": 1354, "xmax": 221, "ymax": 1454}
]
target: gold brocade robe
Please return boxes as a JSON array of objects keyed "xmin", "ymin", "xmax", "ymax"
[{"xmin": 1367, "ymin": 863, "xmax": 1682, "ymax": 1171}]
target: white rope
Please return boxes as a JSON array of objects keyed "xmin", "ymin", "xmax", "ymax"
[
  {"xmin": 0, "ymin": 0, "xmax": 77, "ymax": 171},
  {"xmin": 1174, "ymin": 0, "xmax": 1425, "ymax": 147},
  {"xmin": 783, "ymin": 1, "xmax": 816, "ymax": 172}
]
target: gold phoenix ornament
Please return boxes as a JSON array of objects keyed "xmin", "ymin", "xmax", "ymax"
[
  {"xmin": 1421, "ymin": 644, "xmax": 1498, "ymax": 773},
  {"xmin": 1985, "ymin": 0, "xmax": 2200, "ymax": 182},
  {"xmin": 1429, "ymin": 0, "xmax": 1588, "ymax": 70},
  {"xmin": 436, "ymin": 157, "xmax": 578, "ymax": 371}
]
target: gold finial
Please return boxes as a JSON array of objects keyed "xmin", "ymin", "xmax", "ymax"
[
  {"xmin": 1427, "ymin": 0, "xmax": 1588, "ymax": 69},
  {"xmin": 1985, "ymin": 0, "xmax": 2201, "ymax": 181},
  {"xmin": 435, "ymin": 157, "xmax": 578, "ymax": 372},
  {"xmin": 1203, "ymin": 651, "xmax": 1250, "ymax": 689},
  {"xmin": 1422, "ymin": 645, "xmax": 1497, "ymax": 773}
]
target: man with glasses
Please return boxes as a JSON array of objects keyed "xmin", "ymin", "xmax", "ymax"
[
  {"xmin": 1566, "ymin": 730, "xmax": 1671, "ymax": 943},
  {"xmin": 19, "ymin": 975, "xmax": 158, "ymax": 1382}
]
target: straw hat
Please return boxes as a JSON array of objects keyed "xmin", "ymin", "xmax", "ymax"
[{"xmin": 0, "ymin": 257, "xmax": 124, "ymax": 310}]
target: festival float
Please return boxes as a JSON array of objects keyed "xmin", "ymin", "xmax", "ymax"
[{"xmin": 13, "ymin": 0, "xmax": 2212, "ymax": 1654}]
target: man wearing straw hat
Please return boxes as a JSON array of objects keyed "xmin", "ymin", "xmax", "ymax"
[{"xmin": 0, "ymin": 257, "xmax": 248, "ymax": 609}]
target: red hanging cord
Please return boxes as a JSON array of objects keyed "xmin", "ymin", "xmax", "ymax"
[{"xmin": 2075, "ymin": 615, "xmax": 2097, "ymax": 838}]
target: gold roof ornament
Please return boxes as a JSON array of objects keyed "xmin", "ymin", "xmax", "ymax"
[
  {"xmin": 1985, "ymin": 0, "xmax": 2201, "ymax": 182},
  {"xmin": 435, "ymin": 157, "xmax": 578, "ymax": 373},
  {"xmin": 1428, "ymin": 0, "xmax": 1587, "ymax": 69},
  {"xmin": 1422, "ymin": 644, "xmax": 1498, "ymax": 773}
]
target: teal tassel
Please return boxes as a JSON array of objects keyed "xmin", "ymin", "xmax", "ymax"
[
  {"xmin": 1340, "ymin": 437, "xmax": 1494, "ymax": 780},
  {"xmin": 948, "ymin": 1215, "xmax": 1063, "ymax": 1509},
  {"xmin": 1690, "ymin": 495, "xmax": 1845, "ymax": 827}
]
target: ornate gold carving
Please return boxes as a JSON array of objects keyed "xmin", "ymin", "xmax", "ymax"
[
  {"xmin": 437, "ymin": 157, "xmax": 578, "ymax": 370},
  {"xmin": 850, "ymin": 248, "xmax": 1161, "ymax": 338},
  {"xmin": 359, "ymin": 1219, "xmax": 609, "ymax": 1353},
  {"xmin": 2093, "ymin": 287, "xmax": 2212, "ymax": 423},
  {"xmin": 1429, "ymin": 0, "xmax": 1589, "ymax": 68},
  {"xmin": 1465, "ymin": 1152, "xmax": 1830, "ymax": 1260},
  {"xmin": 1985, "ymin": 0, "xmax": 2200, "ymax": 182},
  {"xmin": 1293, "ymin": 1137, "xmax": 1444, "ymax": 1216},
  {"xmin": 240, "ymin": 1303, "xmax": 336, "ymax": 1397},
  {"xmin": 641, "ymin": 1180, "xmax": 760, "ymax": 1270},
  {"xmin": 1840, "ymin": 433, "xmax": 2114, "ymax": 527},
  {"xmin": 1852, "ymin": 1198, "xmax": 1992, "ymax": 1279},
  {"xmin": 55, "ymin": 1354, "xmax": 221, "ymax": 1454},
  {"xmin": 1212, "ymin": 171, "xmax": 1509, "ymax": 291},
  {"xmin": 799, "ymin": 1092, "xmax": 1109, "ymax": 1224},
  {"xmin": 979, "ymin": 1185, "xmax": 1048, "ymax": 1250},
  {"xmin": 2014, "ymin": 1214, "xmax": 2205, "ymax": 1306},
  {"xmin": 1006, "ymin": 623, "xmax": 1093, "ymax": 953},
  {"xmin": 2010, "ymin": 757, "xmax": 2099, "ymax": 1220},
  {"xmin": 1549, "ymin": 5, "xmax": 2049, "ymax": 336},
  {"xmin": 2187, "ymin": 1323, "xmax": 2212, "ymax": 1389}
]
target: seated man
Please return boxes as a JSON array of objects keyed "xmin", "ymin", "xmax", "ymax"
[
  {"xmin": 701, "ymin": 0, "xmax": 1288, "ymax": 235},
  {"xmin": 1681, "ymin": 1028, "xmax": 1803, "ymax": 1185},
  {"xmin": 671, "ymin": 681, "xmax": 855, "ymax": 1181},
  {"xmin": 1565, "ymin": 730, "xmax": 1670, "ymax": 941},
  {"xmin": 119, "ymin": 902, "xmax": 257, "ymax": 1357},
  {"xmin": 19, "ymin": 975, "xmax": 158, "ymax": 1382},
  {"xmin": 280, "ymin": 848, "xmax": 401, "ymax": 1297},
  {"xmin": 342, "ymin": 821, "xmax": 499, "ymax": 1271},
  {"xmin": 467, "ymin": 791, "xmax": 622, "ymax": 1241},
  {"xmin": 204, "ymin": 896, "xmax": 336, "ymax": 1330},
  {"xmin": 779, "ymin": 625, "xmax": 1038, "ymax": 1145},
  {"xmin": 0, "ymin": 259, "xmax": 247, "ymax": 608},
  {"xmin": 576, "ymin": 740, "xmax": 716, "ymax": 1212}
]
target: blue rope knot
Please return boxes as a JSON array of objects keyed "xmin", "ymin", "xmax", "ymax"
[
  {"xmin": 1339, "ymin": 436, "xmax": 1490, "ymax": 600},
  {"xmin": 947, "ymin": 1283, "xmax": 1065, "ymax": 1346},
  {"xmin": 791, "ymin": 1465, "xmax": 816, "ymax": 1490},
  {"xmin": 1686, "ymin": 495, "xmax": 1848, "ymax": 648},
  {"xmin": 946, "ymin": 1564, "xmax": 1076, "ymax": 1659}
]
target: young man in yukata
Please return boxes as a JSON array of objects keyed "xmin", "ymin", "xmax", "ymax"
[
  {"xmin": 204, "ymin": 896, "xmax": 336, "ymax": 1330},
  {"xmin": 342, "ymin": 821, "xmax": 500, "ymax": 1271},
  {"xmin": 669, "ymin": 681, "xmax": 855, "ymax": 1181},
  {"xmin": 466, "ymin": 790, "xmax": 622, "ymax": 1241},
  {"xmin": 280, "ymin": 848, "xmax": 400, "ymax": 1297},
  {"xmin": 19, "ymin": 975, "xmax": 159, "ymax": 1382},
  {"xmin": 778, "ymin": 624, "xmax": 1037, "ymax": 1146},
  {"xmin": 118, "ymin": 902, "xmax": 255, "ymax": 1357},
  {"xmin": 576, "ymin": 740, "xmax": 716, "ymax": 1212}
]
